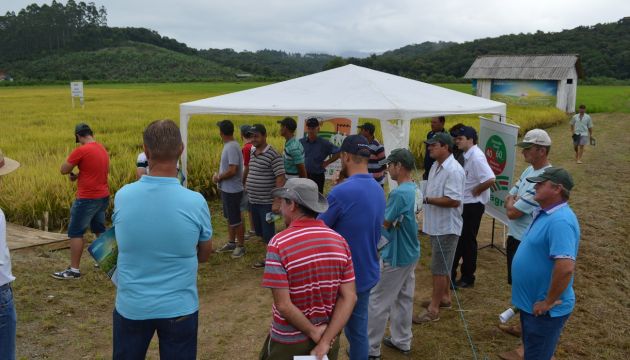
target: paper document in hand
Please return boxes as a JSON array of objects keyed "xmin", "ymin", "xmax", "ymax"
[{"xmin": 88, "ymin": 227, "xmax": 118, "ymax": 279}]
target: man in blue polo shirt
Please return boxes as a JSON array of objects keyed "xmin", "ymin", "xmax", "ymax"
[
  {"xmin": 319, "ymin": 134, "xmax": 385, "ymax": 360},
  {"xmin": 112, "ymin": 120, "xmax": 213, "ymax": 359},
  {"xmin": 512, "ymin": 167, "xmax": 580, "ymax": 360},
  {"xmin": 300, "ymin": 117, "xmax": 340, "ymax": 193}
]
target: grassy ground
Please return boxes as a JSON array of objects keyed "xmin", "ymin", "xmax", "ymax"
[{"xmin": 10, "ymin": 113, "xmax": 630, "ymax": 359}]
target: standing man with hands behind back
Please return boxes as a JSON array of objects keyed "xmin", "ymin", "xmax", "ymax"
[{"xmin": 53, "ymin": 123, "xmax": 109, "ymax": 280}]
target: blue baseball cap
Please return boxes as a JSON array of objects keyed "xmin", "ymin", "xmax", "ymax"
[{"xmin": 340, "ymin": 135, "xmax": 371, "ymax": 158}]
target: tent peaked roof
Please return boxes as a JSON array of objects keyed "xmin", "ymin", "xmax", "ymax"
[{"xmin": 180, "ymin": 64, "xmax": 505, "ymax": 120}]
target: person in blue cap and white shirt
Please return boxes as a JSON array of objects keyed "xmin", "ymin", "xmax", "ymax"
[
  {"xmin": 319, "ymin": 134, "xmax": 385, "ymax": 360},
  {"xmin": 511, "ymin": 167, "xmax": 580, "ymax": 360},
  {"xmin": 0, "ymin": 149, "xmax": 20, "ymax": 360}
]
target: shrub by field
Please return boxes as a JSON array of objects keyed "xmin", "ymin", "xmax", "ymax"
[{"xmin": 0, "ymin": 82, "xmax": 599, "ymax": 230}]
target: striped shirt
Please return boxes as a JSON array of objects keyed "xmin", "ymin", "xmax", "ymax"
[
  {"xmin": 367, "ymin": 139, "xmax": 386, "ymax": 184},
  {"xmin": 423, "ymin": 154, "xmax": 465, "ymax": 236},
  {"xmin": 245, "ymin": 145, "xmax": 285, "ymax": 204},
  {"xmin": 283, "ymin": 137, "xmax": 305, "ymax": 175},
  {"xmin": 262, "ymin": 219, "xmax": 355, "ymax": 344},
  {"xmin": 507, "ymin": 164, "xmax": 551, "ymax": 240}
]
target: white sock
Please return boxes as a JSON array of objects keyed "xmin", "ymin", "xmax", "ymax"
[{"xmin": 70, "ymin": 267, "xmax": 80, "ymax": 273}]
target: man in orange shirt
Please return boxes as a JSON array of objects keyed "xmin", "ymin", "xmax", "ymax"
[{"xmin": 52, "ymin": 123, "xmax": 110, "ymax": 280}]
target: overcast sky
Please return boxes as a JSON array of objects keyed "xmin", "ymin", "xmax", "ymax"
[{"xmin": 3, "ymin": 0, "xmax": 629, "ymax": 55}]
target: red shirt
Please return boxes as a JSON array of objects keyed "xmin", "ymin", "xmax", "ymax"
[
  {"xmin": 262, "ymin": 219, "xmax": 355, "ymax": 344},
  {"xmin": 242, "ymin": 142, "xmax": 253, "ymax": 166},
  {"xmin": 67, "ymin": 142, "xmax": 110, "ymax": 199}
]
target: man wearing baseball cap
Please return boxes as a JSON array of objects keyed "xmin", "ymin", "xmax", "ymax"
[
  {"xmin": 319, "ymin": 135, "xmax": 385, "ymax": 360},
  {"xmin": 498, "ymin": 128, "xmax": 553, "ymax": 359},
  {"xmin": 413, "ymin": 132, "xmax": 465, "ymax": 324},
  {"xmin": 358, "ymin": 123, "xmax": 386, "ymax": 187},
  {"xmin": 300, "ymin": 117, "xmax": 340, "ymax": 193},
  {"xmin": 367, "ymin": 148, "xmax": 420, "ymax": 358},
  {"xmin": 0, "ymin": 150, "xmax": 19, "ymax": 359},
  {"xmin": 277, "ymin": 117, "xmax": 307, "ymax": 179},
  {"xmin": 511, "ymin": 167, "xmax": 580, "ymax": 359},
  {"xmin": 260, "ymin": 178, "xmax": 356, "ymax": 359},
  {"xmin": 244, "ymin": 124, "xmax": 286, "ymax": 268},
  {"xmin": 53, "ymin": 123, "xmax": 110, "ymax": 280}
]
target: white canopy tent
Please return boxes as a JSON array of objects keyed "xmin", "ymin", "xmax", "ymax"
[{"xmin": 179, "ymin": 64, "xmax": 506, "ymax": 179}]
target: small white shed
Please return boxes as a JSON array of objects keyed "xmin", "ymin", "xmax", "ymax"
[{"xmin": 464, "ymin": 54, "xmax": 583, "ymax": 112}]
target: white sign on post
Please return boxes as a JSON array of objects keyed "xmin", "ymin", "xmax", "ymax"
[
  {"xmin": 478, "ymin": 116, "xmax": 519, "ymax": 226},
  {"xmin": 70, "ymin": 81, "xmax": 84, "ymax": 108}
]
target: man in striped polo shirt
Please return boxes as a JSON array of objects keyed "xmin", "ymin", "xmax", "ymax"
[
  {"xmin": 261, "ymin": 178, "xmax": 357, "ymax": 360},
  {"xmin": 277, "ymin": 117, "xmax": 307, "ymax": 179},
  {"xmin": 245, "ymin": 124, "xmax": 286, "ymax": 268},
  {"xmin": 358, "ymin": 123, "xmax": 386, "ymax": 186}
]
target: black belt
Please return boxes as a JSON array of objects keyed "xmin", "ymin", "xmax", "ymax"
[
  {"xmin": 0, "ymin": 282, "xmax": 12, "ymax": 291},
  {"xmin": 286, "ymin": 172, "xmax": 299, "ymax": 176}
]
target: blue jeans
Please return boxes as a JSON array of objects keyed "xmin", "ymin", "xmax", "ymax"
[
  {"xmin": 0, "ymin": 284, "xmax": 16, "ymax": 360},
  {"xmin": 113, "ymin": 308, "xmax": 198, "ymax": 360},
  {"xmin": 249, "ymin": 203, "xmax": 275, "ymax": 243},
  {"xmin": 68, "ymin": 197, "xmax": 109, "ymax": 238},
  {"xmin": 345, "ymin": 289, "xmax": 371, "ymax": 360},
  {"xmin": 520, "ymin": 311, "xmax": 570, "ymax": 360}
]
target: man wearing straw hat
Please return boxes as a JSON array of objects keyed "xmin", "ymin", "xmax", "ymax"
[
  {"xmin": 260, "ymin": 178, "xmax": 356, "ymax": 360},
  {"xmin": 0, "ymin": 149, "xmax": 20, "ymax": 360}
]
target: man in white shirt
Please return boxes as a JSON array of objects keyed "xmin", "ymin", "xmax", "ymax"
[
  {"xmin": 0, "ymin": 149, "xmax": 20, "ymax": 360},
  {"xmin": 413, "ymin": 133, "xmax": 465, "ymax": 324},
  {"xmin": 569, "ymin": 104, "xmax": 593, "ymax": 164},
  {"xmin": 451, "ymin": 126, "xmax": 496, "ymax": 288}
]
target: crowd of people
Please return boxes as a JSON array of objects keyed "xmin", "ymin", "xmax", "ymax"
[{"xmin": 0, "ymin": 112, "xmax": 587, "ymax": 360}]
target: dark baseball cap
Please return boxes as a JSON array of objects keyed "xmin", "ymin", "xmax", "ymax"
[
  {"xmin": 526, "ymin": 167, "xmax": 574, "ymax": 191},
  {"xmin": 75, "ymin": 123, "xmax": 92, "ymax": 134},
  {"xmin": 305, "ymin": 117, "xmax": 320, "ymax": 128},
  {"xmin": 240, "ymin": 124, "xmax": 252, "ymax": 134},
  {"xmin": 216, "ymin": 119, "xmax": 234, "ymax": 135},
  {"xmin": 247, "ymin": 123, "xmax": 267, "ymax": 136},
  {"xmin": 277, "ymin": 117, "xmax": 297, "ymax": 131},
  {"xmin": 424, "ymin": 132, "xmax": 453, "ymax": 148},
  {"xmin": 456, "ymin": 126, "xmax": 477, "ymax": 139},
  {"xmin": 358, "ymin": 122, "xmax": 375, "ymax": 135},
  {"xmin": 340, "ymin": 134, "xmax": 371, "ymax": 158},
  {"xmin": 384, "ymin": 148, "xmax": 416, "ymax": 170}
]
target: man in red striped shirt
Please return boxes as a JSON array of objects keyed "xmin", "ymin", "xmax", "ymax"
[{"xmin": 261, "ymin": 178, "xmax": 357, "ymax": 360}]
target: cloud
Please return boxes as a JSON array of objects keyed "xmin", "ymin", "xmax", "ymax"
[{"xmin": 2, "ymin": 0, "xmax": 628, "ymax": 54}]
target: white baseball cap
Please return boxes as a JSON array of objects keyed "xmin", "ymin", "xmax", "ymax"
[
  {"xmin": 516, "ymin": 129, "xmax": 552, "ymax": 148},
  {"xmin": 0, "ymin": 149, "xmax": 20, "ymax": 176}
]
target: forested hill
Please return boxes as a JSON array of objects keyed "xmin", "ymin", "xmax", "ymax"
[
  {"xmin": 1, "ymin": 1, "xmax": 628, "ymax": 83},
  {"xmin": 333, "ymin": 17, "xmax": 630, "ymax": 82}
]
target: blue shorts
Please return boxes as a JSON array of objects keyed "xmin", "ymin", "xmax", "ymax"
[{"xmin": 68, "ymin": 197, "xmax": 109, "ymax": 238}]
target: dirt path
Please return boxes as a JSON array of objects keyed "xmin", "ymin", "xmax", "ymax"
[{"xmin": 12, "ymin": 113, "xmax": 630, "ymax": 359}]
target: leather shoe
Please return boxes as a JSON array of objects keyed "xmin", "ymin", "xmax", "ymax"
[{"xmin": 383, "ymin": 336, "xmax": 410, "ymax": 355}]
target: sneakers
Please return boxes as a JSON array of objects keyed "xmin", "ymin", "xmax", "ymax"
[
  {"xmin": 231, "ymin": 246, "xmax": 246, "ymax": 259},
  {"xmin": 51, "ymin": 268, "xmax": 81, "ymax": 280},
  {"xmin": 216, "ymin": 242, "xmax": 237, "ymax": 253},
  {"xmin": 420, "ymin": 299, "xmax": 452, "ymax": 309},
  {"xmin": 412, "ymin": 309, "xmax": 440, "ymax": 324},
  {"xmin": 383, "ymin": 336, "xmax": 410, "ymax": 355},
  {"xmin": 454, "ymin": 279, "xmax": 475, "ymax": 289},
  {"xmin": 251, "ymin": 260, "xmax": 265, "ymax": 269}
]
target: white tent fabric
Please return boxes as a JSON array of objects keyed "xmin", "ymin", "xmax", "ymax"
[{"xmin": 179, "ymin": 64, "xmax": 506, "ymax": 178}]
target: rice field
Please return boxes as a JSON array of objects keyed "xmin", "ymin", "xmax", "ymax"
[{"xmin": 0, "ymin": 82, "xmax": 588, "ymax": 230}]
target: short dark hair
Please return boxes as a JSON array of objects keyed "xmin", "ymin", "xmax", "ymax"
[
  {"xmin": 579, "ymin": 104, "xmax": 586, "ymax": 109},
  {"xmin": 438, "ymin": 116, "xmax": 446, "ymax": 123},
  {"xmin": 143, "ymin": 119, "xmax": 182, "ymax": 162}
]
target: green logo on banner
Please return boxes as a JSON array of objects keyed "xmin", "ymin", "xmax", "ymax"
[{"xmin": 485, "ymin": 135, "xmax": 507, "ymax": 175}]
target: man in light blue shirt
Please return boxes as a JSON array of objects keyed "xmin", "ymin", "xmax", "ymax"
[
  {"xmin": 112, "ymin": 120, "xmax": 213, "ymax": 360},
  {"xmin": 512, "ymin": 167, "xmax": 579, "ymax": 360},
  {"xmin": 367, "ymin": 148, "xmax": 419, "ymax": 358}
]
